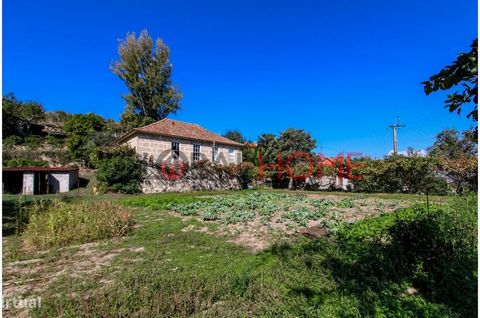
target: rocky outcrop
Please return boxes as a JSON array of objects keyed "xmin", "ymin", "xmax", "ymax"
[{"xmin": 140, "ymin": 164, "xmax": 241, "ymax": 193}]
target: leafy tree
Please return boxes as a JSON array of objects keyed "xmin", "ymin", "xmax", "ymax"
[
  {"xmin": 223, "ymin": 129, "xmax": 246, "ymax": 143},
  {"xmin": 2, "ymin": 93, "xmax": 45, "ymax": 136},
  {"xmin": 277, "ymin": 128, "xmax": 317, "ymax": 158},
  {"xmin": 422, "ymin": 39, "xmax": 478, "ymax": 122},
  {"xmin": 428, "ymin": 128, "xmax": 477, "ymax": 192},
  {"xmin": 64, "ymin": 113, "xmax": 105, "ymax": 166},
  {"xmin": 257, "ymin": 133, "xmax": 279, "ymax": 163},
  {"xmin": 257, "ymin": 129, "xmax": 317, "ymax": 164},
  {"xmin": 95, "ymin": 146, "xmax": 144, "ymax": 193},
  {"xmin": 355, "ymin": 155, "xmax": 439, "ymax": 194},
  {"xmin": 17, "ymin": 101, "xmax": 45, "ymax": 133},
  {"xmin": 111, "ymin": 30, "xmax": 182, "ymax": 129},
  {"xmin": 2, "ymin": 93, "xmax": 22, "ymax": 136},
  {"xmin": 428, "ymin": 128, "xmax": 477, "ymax": 159}
]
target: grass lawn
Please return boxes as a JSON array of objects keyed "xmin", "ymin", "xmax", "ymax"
[{"xmin": 2, "ymin": 190, "xmax": 473, "ymax": 317}]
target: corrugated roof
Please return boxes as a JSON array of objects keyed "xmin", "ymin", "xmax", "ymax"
[
  {"xmin": 3, "ymin": 166, "xmax": 79, "ymax": 172},
  {"xmin": 116, "ymin": 119, "xmax": 245, "ymax": 147}
]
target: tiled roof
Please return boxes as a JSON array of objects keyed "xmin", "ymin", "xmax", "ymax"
[{"xmin": 120, "ymin": 119, "xmax": 245, "ymax": 147}]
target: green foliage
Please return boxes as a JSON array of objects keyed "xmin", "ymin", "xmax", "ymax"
[
  {"xmin": 23, "ymin": 200, "xmax": 133, "ymax": 249},
  {"xmin": 111, "ymin": 30, "xmax": 182, "ymax": 129},
  {"xmin": 3, "ymin": 158, "xmax": 48, "ymax": 167},
  {"xmin": 223, "ymin": 129, "xmax": 246, "ymax": 143},
  {"xmin": 3, "ymin": 135, "xmax": 24, "ymax": 149},
  {"xmin": 422, "ymin": 39, "xmax": 478, "ymax": 122},
  {"xmin": 389, "ymin": 195, "xmax": 477, "ymax": 314},
  {"xmin": 122, "ymin": 194, "xmax": 213, "ymax": 210},
  {"xmin": 429, "ymin": 128, "xmax": 478, "ymax": 192},
  {"xmin": 232, "ymin": 161, "xmax": 257, "ymax": 187},
  {"xmin": 24, "ymin": 135, "xmax": 43, "ymax": 150},
  {"xmin": 64, "ymin": 113, "xmax": 106, "ymax": 166},
  {"xmin": 20, "ymin": 192, "xmax": 475, "ymax": 318},
  {"xmin": 355, "ymin": 155, "xmax": 440, "ymax": 194},
  {"xmin": 2, "ymin": 93, "xmax": 45, "ymax": 137},
  {"xmin": 258, "ymin": 129, "xmax": 317, "ymax": 164},
  {"xmin": 95, "ymin": 147, "xmax": 144, "ymax": 193},
  {"xmin": 46, "ymin": 135, "xmax": 65, "ymax": 148}
]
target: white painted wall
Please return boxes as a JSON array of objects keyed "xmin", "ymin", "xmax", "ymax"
[{"xmin": 22, "ymin": 173, "xmax": 34, "ymax": 195}]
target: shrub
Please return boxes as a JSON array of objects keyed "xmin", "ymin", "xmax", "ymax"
[
  {"xmin": 23, "ymin": 200, "xmax": 133, "ymax": 249},
  {"xmin": 388, "ymin": 195, "xmax": 477, "ymax": 313},
  {"xmin": 24, "ymin": 135, "xmax": 44, "ymax": 150},
  {"xmin": 3, "ymin": 158, "xmax": 48, "ymax": 167},
  {"xmin": 95, "ymin": 146, "xmax": 144, "ymax": 193},
  {"xmin": 46, "ymin": 135, "xmax": 65, "ymax": 148},
  {"xmin": 233, "ymin": 162, "xmax": 257, "ymax": 187},
  {"xmin": 3, "ymin": 135, "xmax": 23, "ymax": 149}
]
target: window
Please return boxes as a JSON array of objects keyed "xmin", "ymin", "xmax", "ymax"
[
  {"xmin": 171, "ymin": 142, "xmax": 180, "ymax": 160},
  {"xmin": 193, "ymin": 144, "xmax": 200, "ymax": 161},
  {"xmin": 228, "ymin": 148, "xmax": 235, "ymax": 163}
]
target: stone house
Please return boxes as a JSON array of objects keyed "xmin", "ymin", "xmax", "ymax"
[{"xmin": 114, "ymin": 119, "xmax": 245, "ymax": 165}]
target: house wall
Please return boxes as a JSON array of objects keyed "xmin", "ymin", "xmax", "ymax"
[
  {"xmin": 123, "ymin": 133, "xmax": 243, "ymax": 165},
  {"xmin": 22, "ymin": 172, "xmax": 34, "ymax": 195},
  {"xmin": 47, "ymin": 171, "xmax": 78, "ymax": 193},
  {"xmin": 49, "ymin": 173, "xmax": 70, "ymax": 193}
]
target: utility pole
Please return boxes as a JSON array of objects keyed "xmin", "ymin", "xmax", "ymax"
[{"xmin": 388, "ymin": 117, "xmax": 405, "ymax": 155}]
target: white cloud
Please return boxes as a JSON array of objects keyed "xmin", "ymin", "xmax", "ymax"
[{"xmin": 387, "ymin": 149, "xmax": 427, "ymax": 157}]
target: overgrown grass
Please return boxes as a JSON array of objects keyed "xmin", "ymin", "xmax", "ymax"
[
  {"xmin": 23, "ymin": 200, "xmax": 134, "ymax": 249},
  {"xmin": 5, "ymin": 192, "xmax": 475, "ymax": 317}
]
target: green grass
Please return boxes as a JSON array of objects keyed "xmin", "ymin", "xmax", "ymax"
[{"xmin": 3, "ymin": 190, "xmax": 473, "ymax": 317}]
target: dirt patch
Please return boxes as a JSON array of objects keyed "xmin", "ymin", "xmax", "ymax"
[
  {"xmin": 174, "ymin": 194, "xmax": 412, "ymax": 253},
  {"xmin": 3, "ymin": 241, "xmax": 145, "ymax": 318}
]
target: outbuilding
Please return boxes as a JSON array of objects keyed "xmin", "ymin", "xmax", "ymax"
[{"xmin": 2, "ymin": 166, "xmax": 79, "ymax": 195}]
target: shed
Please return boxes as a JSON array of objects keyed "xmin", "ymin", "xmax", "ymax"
[{"xmin": 2, "ymin": 166, "xmax": 79, "ymax": 195}]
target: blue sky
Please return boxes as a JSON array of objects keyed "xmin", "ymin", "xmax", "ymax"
[{"xmin": 3, "ymin": 0, "xmax": 477, "ymax": 157}]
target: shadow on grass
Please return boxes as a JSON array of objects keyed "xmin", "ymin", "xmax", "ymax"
[{"xmin": 269, "ymin": 235, "xmax": 476, "ymax": 317}]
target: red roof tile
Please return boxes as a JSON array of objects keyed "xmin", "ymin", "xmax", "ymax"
[{"xmin": 118, "ymin": 119, "xmax": 245, "ymax": 147}]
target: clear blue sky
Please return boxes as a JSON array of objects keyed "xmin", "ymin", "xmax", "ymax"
[{"xmin": 4, "ymin": 0, "xmax": 477, "ymax": 157}]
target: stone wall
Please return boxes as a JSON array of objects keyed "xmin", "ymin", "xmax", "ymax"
[
  {"xmin": 140, "ymin": 164, "xmax": 242, "ymax": 193},
  {"xmin": 123, "ymin": 133, "xmax": 242, "ymax": 165}
]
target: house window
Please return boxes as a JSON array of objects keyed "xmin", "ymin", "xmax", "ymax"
[
  {"xmin": 171, "ymin": 141, "xmax": 180, "ymax": 160},
  {"xmin": 193, "ymin": 144, "xmax": 200, "ymax": 161},
  {"xmin": 213, "ymin": 146, "xmax": 219, "ymax": 162},
  {"xmin": 228, "ymin": 148, "xmax": 235, "ymax": 163}
]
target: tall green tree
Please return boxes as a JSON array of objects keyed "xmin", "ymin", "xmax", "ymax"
[
  {"xmin": 422, "ymin": 39, "xmax": 478, "ymax": 122},
  {"xmin": 64, "ymin": 113, "xmax": 105, "ymax": 166},
  {"xmin": 428, "ymin": 128, "xmax": 477, "ymax": 192},
  {"xmin": 111, "ymin": 30, "xmax": 182, "ymax": 129}
]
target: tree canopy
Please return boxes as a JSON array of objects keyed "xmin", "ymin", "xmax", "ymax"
[
  {"xmin": 64, "ymin": 113, "xmax": 106, "ymax": 166},
  {"xmin": 257, "ymin": 129, "xmax": 317, "ymax": 164},
  {"xmin": 223, "ymin": 129, "xmax": 246, "ymax": 144},
  {"xmin": 2, "ymin": 93, "xmax": 45, "ymax": 136},
  {"xmin": 422, "ymin": 39, "xmax": 478, "ymax": 122},
  {"xmin": 111, "ymin": 30, "xmax": 182, "ymax": 130}
]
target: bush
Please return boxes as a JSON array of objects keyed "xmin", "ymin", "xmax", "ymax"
[
  {"xmin": 388, "ymin": 195, "xmax": 477, "ymax": 314},
  {"xmin": 3, "ymin": 135, "xmax": 24, "ymax": 149},
  {"xmin": 3, "ymin": 158, "xmax": 48, "ymax": 167},
  {"xmin": 46, "ymin": 135, "xmax": 65, "ymax": 148},
  {"xmin": 233, "ymin": 162, "xmax": 257, "ymax": 187},
  {"xmin": 95, "ymin": 146, "xmax": 144, "ymax": 193},
  {"xmin": 23, "ymin": 200, "xmax": 133, "ymax": 249},
  {"xmin": 24, "ymin": 135, "xmax": 44, "ymax": 150}
]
